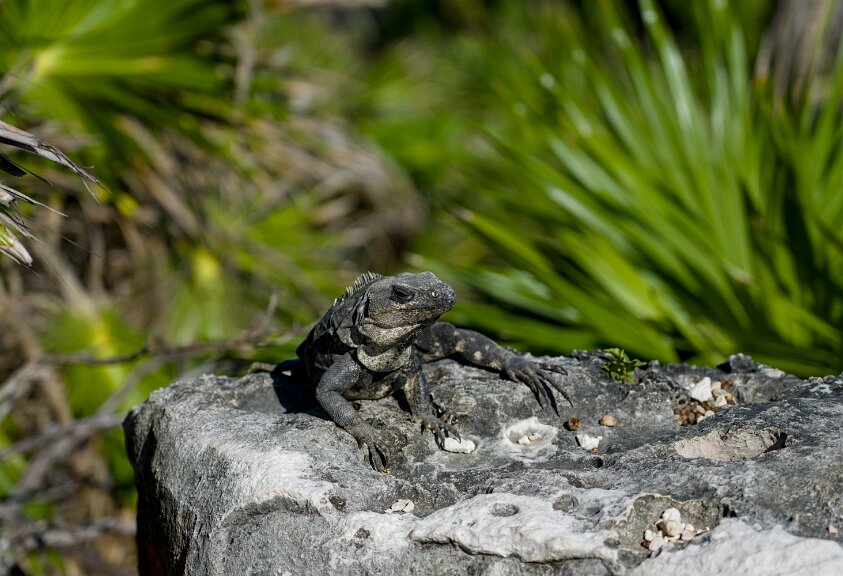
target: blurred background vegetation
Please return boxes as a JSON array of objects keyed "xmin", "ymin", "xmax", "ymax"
[{"xmin": 0, "ymin": 0, "xmax": 842, "ymax": 572}]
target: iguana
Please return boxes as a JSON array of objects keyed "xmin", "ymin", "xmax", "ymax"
[{"xmin": 287, "ymin": 271, "xmax": 570, "ymax": 470}]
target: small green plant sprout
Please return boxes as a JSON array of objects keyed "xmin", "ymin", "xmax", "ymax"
[{"xmin": 602, "ymin": 348, "xmax": 647, "ymax": 385}]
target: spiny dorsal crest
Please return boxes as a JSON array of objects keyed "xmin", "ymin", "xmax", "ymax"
[{"xmin": 333, "ymin": 271, "xmax": 384, "ymax": 306}]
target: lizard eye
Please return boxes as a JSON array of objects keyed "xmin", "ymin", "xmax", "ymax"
[{"xmin": 390, "ymin": 285, "xmax": 415, "ymax": 303}]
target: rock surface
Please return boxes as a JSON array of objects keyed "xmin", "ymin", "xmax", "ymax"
[{"xmin": 124, "ymin": 352, "xmax": 843, "ymax": 575}]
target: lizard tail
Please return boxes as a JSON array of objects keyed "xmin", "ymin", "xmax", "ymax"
[
  {"xmin": 274, "ymin": 359, "xmax": 303, "ymax": 373},
  {"xmin": 248, "ymin": 359, "xmax": 302, "ymax": 374}
]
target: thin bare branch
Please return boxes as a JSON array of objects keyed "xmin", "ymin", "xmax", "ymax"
[
  {"xmin": 0, "ymin": 479, "xmax": 113, "ymax": 519},
  {"xmin": 0, "ymin": 412, "xmax": 125, "ymax": 461},
  {"xmin": 96, "ymin": 357, "xmax": 166, "ymax": 416},
  {"xmin": 8, "ymin": 517, "xmax": 136, "ymax": 552},
  {"xmin": 39, "ymin": 291, "xmax": 288, "ymax": 366},
  {"xmin": 0, "ymin": 362, "xmax": 52, "ymax": 421}
]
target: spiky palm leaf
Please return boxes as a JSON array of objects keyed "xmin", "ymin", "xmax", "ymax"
[
  {"xmin": 425, "ymin": 0, "xmax": 843, "ymax": 375},
  {"xmin": 0, "ymin": 119, "xmax": 99, "ymax": 265}
]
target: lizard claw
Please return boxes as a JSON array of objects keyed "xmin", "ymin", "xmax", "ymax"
[
  {"xmin": 353, "ymin": 430, "xmax": 390, "ymax": 472},
  {"xmin": 502, "ymin": 356, "xmax": 573, "ymax": 413},
  {"xmin": 417, "ymin": 414, "xmax": 461, "ymax": 445},
  {"xmin": 436, "ymin": 407, "xmax": 457, "ymax": 424},
  {"xmin": 537, "ymin": 362, "xmax": 568, "ymax": 376}
]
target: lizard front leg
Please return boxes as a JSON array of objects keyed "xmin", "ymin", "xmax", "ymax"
[
  {"xmin": 315, "ymin": 354, "xmax": 389, "ymax": 471},
  {"xmin": 415, "ymin": 322, "xmax": 571, "ymax": 410},
  {"xmin": 402, "ymin": 351, "xmax": 461, "ymax": 445}
]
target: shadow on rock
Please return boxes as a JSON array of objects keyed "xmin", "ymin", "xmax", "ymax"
[{"xmin": 268, "ymin": 363, "xmax": 319, "ymax": 414}]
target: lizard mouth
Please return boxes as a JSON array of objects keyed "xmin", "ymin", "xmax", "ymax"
[
  {"xmin": 364, "ymin": 275, "xmax": 456, "ymax": 329},
  {"xmin": 366, "ymin": 297, "xmax": 454, "ymax": 330}
]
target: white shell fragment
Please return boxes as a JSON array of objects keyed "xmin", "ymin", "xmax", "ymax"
[
  {"xmin": 690, "ymin": 377, "xmax": 713, "ymax": 402},
  {"xmin": 502, "ymin": 417, "xmax": 558, "ymax": 462},
  {"xmin": 575, "ymin": 434, "xmax": 602, "ymax": 451},
  {"xmin": 647, "ymin": 532, "xmax": 668, "ymax": 552},
  {"xmin": 681, "ymin": 524, "xmax": 697, "ymax": 541},
  {"xmin": 385, "ymin": 499, "xmax": 415, "ymax": 514},
  {"xmin": 644, "ymin": 507, "xmax": 707, "ymax": 552},
  {"xmin": 443, "ymin": 437, "xmax": 476, "ymax": 454},
  {"xmin": 658, "ymin": 508, "xmax": 684, "ymax": 536},
  {"xmin": 658, "ymin": 519, "xmax": 684, "ymax": 538},
  {"xmin": 517, "ymin": 433, "xmax": 542, "ymax": 445}
]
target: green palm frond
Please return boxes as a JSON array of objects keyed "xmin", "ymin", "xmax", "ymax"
[{"xmin": 408, "ymin": 0, "xmax": 843, "ymax": 376}]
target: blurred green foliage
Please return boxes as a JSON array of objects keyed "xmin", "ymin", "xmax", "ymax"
[
  {"xmin": 366, "ymin": 0, "xmax": 843, "ymax": 376},
  {"xmin": 1, "ymin": 0, "xmax": 842, "ymax": 571}
]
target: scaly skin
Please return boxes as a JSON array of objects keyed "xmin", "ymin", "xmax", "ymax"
[{"xmin": 293, "ymin": 271, "xmax": 569, "ymax": 470}]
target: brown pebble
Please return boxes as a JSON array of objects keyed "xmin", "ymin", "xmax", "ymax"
[
  {"xmin": 694, "ymin": 405, "xmax": 706, "ymax": 415},
  {"xmin": 599, "ymin": 415, "xmax": 617, "ymax": 427},
  {"xmin": 565, "ymin": 417, "xmax": 581, "ymax": 431}
]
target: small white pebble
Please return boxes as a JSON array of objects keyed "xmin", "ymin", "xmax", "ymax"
[
  {"xmin": 644, "ymin": 529, "xmax": 655, "ymax": 542},
  {"xmin": 714, "ymin": 394, "xmax": 728, "ymax": 407},
  {"xmin": 527, "ymin": 432, "xmax": 542, "ymax": 441},
  {"xmin": 517, "ymin": 435, "xmax": 531, "ymax": 445},
  {"xmin": 658, "ymin": 519, "xmax": 684, "ymax": 538},
  {"xmin": 680, "ymin": 526, "xmax": 697, "ymax": 541},
  {"xmin": 690, "ymin": 377, "xmax": 713, "ymax": 402},
  {"xmin": 761, "ymin": 367, "xmax": 786, "ymax": 378},
  {"xmin": 704, "ymin": 410, "xmax": 715, "ymax": 417},
  {"xmin": 385, "ymin": 499, "xmax": 415, "ymax": 514},
  {"xmin": 575, "ymin": 433, "xmax": 602, "ymax": 451},
  {"xmin": 661, "ymin": 507, "xmax": 682, "ymax": 522},
  {"xmin": 829, "ymin": 524, "xmax": 839, "ymax": 535},
  {"xmin": 711, "ymin": 380, "xmax": 722, "ymax": 393},
  {"xmin": 647, "ymin": 533, "xmax": 668, "ymax": 552},
  {"xmin": 443, "ymin": 437, "xmax": 476, "ymax": 454}
]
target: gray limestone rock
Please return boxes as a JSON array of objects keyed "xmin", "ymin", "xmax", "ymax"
[{"xmin": 124, "ymin": 353, "xmax": 843, "ymax": 575}]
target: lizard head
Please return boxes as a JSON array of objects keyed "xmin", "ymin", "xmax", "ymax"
[
  {"xmin": 363, "ymin": 271, "xmax": 456, "ymax": 330},
  {"xmin": 331, "ymin": 271, "xmax": 456, "ymax": 350}
]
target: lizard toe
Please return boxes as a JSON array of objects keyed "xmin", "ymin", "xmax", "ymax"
[
  {"xmin": 515, "ymin": 372, "xmax": 544, "ymax": 407},
  {"xmin": 437, "ymin": 408, "xmax": 457, "ymax": 424},
  {"xmin": 419, "ymin": 415, "xmax": 461, "ymax": 446},
  {"xmin": 367, "ymin": 439, "xmax": 389, "ymax": 471},
  {"xmin": 538, "ymin": 372, "xmax": 573, "ymax": 408},
  {"xmin": 539, "ymin": 362, "xmax": 568, "ymax": 375},
  {"xmin": 354, "ymin": 430, "xmax": 390, "ymax": 471}
]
